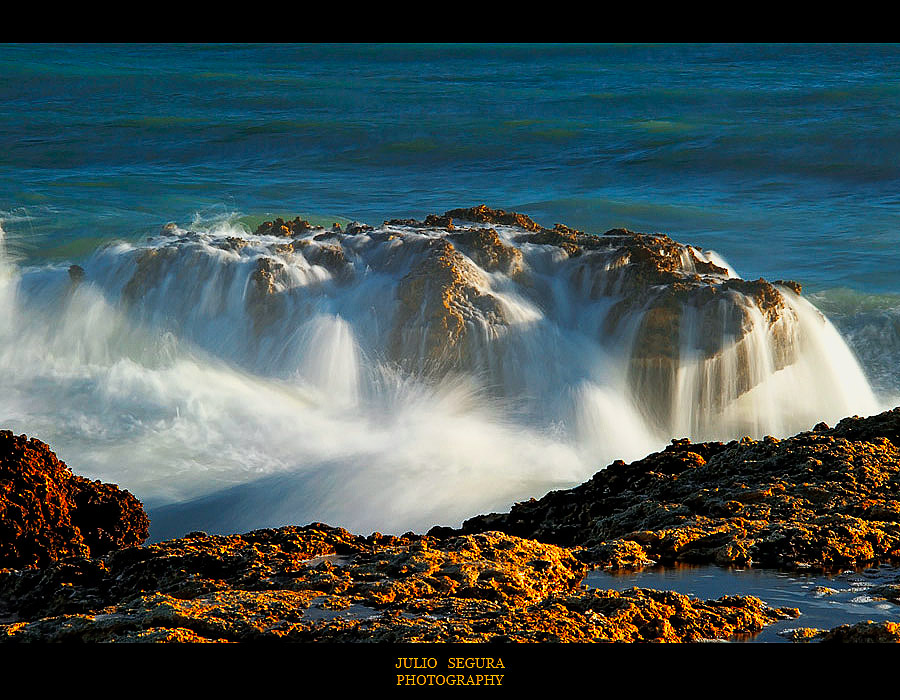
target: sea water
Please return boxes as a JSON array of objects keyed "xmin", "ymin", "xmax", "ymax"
[{"xmin": 1, "ymin": 44, "xmax": 898, "ymax": 539}]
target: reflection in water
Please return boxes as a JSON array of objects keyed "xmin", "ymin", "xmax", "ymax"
[{"xmin": 586, "ymin": 564, "xmax": 900, "ymax": 642}]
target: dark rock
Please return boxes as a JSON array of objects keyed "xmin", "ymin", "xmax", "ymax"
[
  {"xmin": 246, "ymin": 257, "xmax": 288, "ymax": 332},
  {"xmin": 817, "ymin": 621, "xmax": 900, "ymax": 643},
  {"xmin": 454, "ymin": 408, "xmax": 900, "ymax": 571},
  {"xmin": 254, "ymin": 217, "xmax": 316, "ymax": 237},
  {"xmin": 213, "ymin": 237, "xmax": 250, "ymax": 253},
  {"xmin": 442, "ymin": 204, "xmax": 541, "ymax": 231},
  {"xmin": 0, "ymin": 431, "xmax": 148, "ymax": 570},
  {"xmin": 68, "ymin": 265, "xmax": 85, "ymax": 283},
  {"xmin": 122, "ymin": 247, "xmax": 178, "ymax": 303},
  {"xmin": 344, "ymin": 222, "xmax": 373, "ymax": 236},
  {"xmin": 774, "ymin": 280, "xmax": 802, "ymax": 295},
  {"xmin": 68, "ymin": 477, "xmax": 150, "ymax": 558},
  {"xmin": 423, "ymin": 214, "xmax": 454, "ymax": 230}
]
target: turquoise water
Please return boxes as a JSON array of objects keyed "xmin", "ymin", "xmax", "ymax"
[{"xmin": 2, "ymin": 44, "xmax": 900, "ymax": 537}]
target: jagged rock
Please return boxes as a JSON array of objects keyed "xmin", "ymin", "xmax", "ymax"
[
  {"xmin": 68, "ymin": 477, "xmax": 149, "ymax": 559},
  {"xmin": 254, "ymin": 217, "xmax": 318, "ymax": 237},
  {"xmin": 782, "ymin": 622, "xmax": 900, "ymax": 643},
  {"xmin": 781, "ymin": 627, "xmax": 825, "ymax": 642},
  {"xmin": 424, "ymin": 214, "xmax": 454, "ymax": 229},
  {"xmin": 774, "ymin": 279, "xmax": 802, "ymax": 295},
  {"xmin": 386, "ymin": 214, "xmax": 455, "ymax": 230},
  {"xmin": 0, "ymin": 524, "xmax": 796, "ymax": 643},
  {"xmin": 443, "ymin": 204, "xmax": 541, "ymax": 231},
  {"xmin": 449, "ymin": 408, "xmax": 900, "ymax": 571},
  {"xmin": 344, "ymin": 222, "xmax": 373, "ymax": 236},
  {"xmin": 249, "ymin": 257, "xmax": 285, "ymax": 297},
  {"xmin": 520, "ymin": 223, "xmax": 602, "ymax": 257},
  {"xmin": 0, "ymin": 431, "xmax": 148, "ymax": 570},
  {"xmin": 450, "ymin": 227, "xmax": 524, "ymax": 276},
  {"xmin": 391, "ymin": 238, "xmax": 508, "ymax": 372}
]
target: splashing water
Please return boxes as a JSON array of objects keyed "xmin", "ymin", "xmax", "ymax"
[{"xmin": 0, "ymin": 217, "xmax": 881, "ymax": 538}]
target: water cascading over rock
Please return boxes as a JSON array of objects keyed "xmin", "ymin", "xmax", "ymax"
[
  {"xmin": 0, "ymin": 209, "xmax": 879, "ymax": 536},
  {"xmin": 109, "ymin": 204, "xmax": 872, "ymax": 442}
]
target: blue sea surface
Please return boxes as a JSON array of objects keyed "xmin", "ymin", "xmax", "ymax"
[{"xmin": 1, "ymin": 43, "xmax": 897, "ymax": 286}]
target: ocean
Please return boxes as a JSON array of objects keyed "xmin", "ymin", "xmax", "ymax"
[{"xmin": 1, "ymin": 43, "xmax": 898, "ymax": 540}]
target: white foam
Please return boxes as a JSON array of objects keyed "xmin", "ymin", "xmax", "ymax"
[{"xmin": 0, "ymin": 219, "xmax": 884, "ymax": 534}]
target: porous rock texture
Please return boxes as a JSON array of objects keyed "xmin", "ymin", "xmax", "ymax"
[
  {"xmin": 0, "ymin": 431, "xmax": 149, "ymax": 569},
  {"xmin": 0, "ymin": 524, "xmax": 797, "ymax": 643},
  {"xmin": 784, "ymin": 621, "xmax": 900, "ymax": 643},
  {"xmin": 446, "ymin": 408, "xmax": 900, "ymax": 572}
]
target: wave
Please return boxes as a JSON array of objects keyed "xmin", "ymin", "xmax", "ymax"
[{"xmin": 0, "ymin": 213, "xmax": 883, "ymax": 538}]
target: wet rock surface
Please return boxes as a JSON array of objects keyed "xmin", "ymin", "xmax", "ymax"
[
  {"xmin": 115, "ymin": 206, "xmax": 803, "ymax": 431},
  {"xmin": 0, "ymin": 431, "xmax": 149, "ymax": 569},
  {"xmin": 6, "ymin": 413, "xmax": 900, "ymax": 642},
  {"xmin": 391, "ymin": 237, "xmax": 508, "ymax": 372},
  {"xmin": 5, "ymin": 206, "xmax": 894, "ymax": 643},
  {"xmin": 784, "ymin": 621, "xmax": 900, "ymax": 643},
  {"xmin": 449, "ymin": 408, "xmax": 900, "ymax": 573},
  {"xmin": 0, "ymin": 524, "xmax": 797, "ymax": 643}
]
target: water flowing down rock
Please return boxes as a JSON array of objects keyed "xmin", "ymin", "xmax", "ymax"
[
  {"xmin": 106, "ymin": 205, "xmax": 874, "ymax": 442},
  {"xmin": 0, "ymin": 206, "xmax": 879, "ymax": 539}
]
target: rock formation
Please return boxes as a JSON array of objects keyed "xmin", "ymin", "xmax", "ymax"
[
  {"xmin": 446, "ymin": 407, "xmax": 900, "ymax": 572},
  {"xmin": 0, "ymin": 524, "xmax": 797, "ymax": 643},
  {"xmin": 391, "ymin": 238, "xmax": 509, "ymax": 373},
  {"xmin": 112, "ymin": 206, "xmax": 810, "ymax": 435},
  {"xmin": 0, "ymin": 431, "xmax": 149, "ymax": 569},
  {"xmin": 5, "ymin": 411, "xmax": 900, "ymax": 642}
]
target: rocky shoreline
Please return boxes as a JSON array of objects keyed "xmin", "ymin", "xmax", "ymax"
[
  {"xmin": 4, "ymin": 407, "xmax": 900, "ymax": 642},
  {"xmin": 2, "ymin": 206, "xmax": 898, "ymax": 643},
  {"xmin": 443, "ymin": 408, "xmax": 900, "ymax": 573}
]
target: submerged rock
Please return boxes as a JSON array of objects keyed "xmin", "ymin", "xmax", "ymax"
[
  {"xmin": 0, "ymin": 431, "xmax": 148, "ymax": 569},
  {"xmin": 0, "ymin": 524, "xmax": 796, "ymax": 643},
  {"xmin": 67, "ymin": 264, "xmax": 85, "ymax": 284},
  {"xmin": 449, "ymin": 407, "xmax": 900, "ymax": 571}
]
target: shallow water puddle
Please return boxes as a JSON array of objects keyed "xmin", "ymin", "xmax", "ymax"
[{"xmin": 586, "ymin": 564, "xmax": 900, "ymax": 642}]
